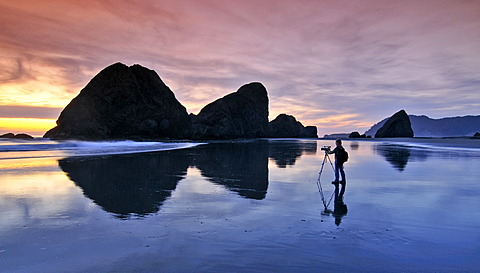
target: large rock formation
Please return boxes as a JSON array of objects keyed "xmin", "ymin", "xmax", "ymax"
[
  {"xmin": 190, "ymin": 82, "xmax": 269, "ymax": 139},
  {"xmin": 43, "ymin": 63, "xmax": 319, "ymax": 140},
  {"xmin": 266, "ymin": 114, "xmax": 318, "ymax": 138},
  {"xmin": 44, "ymin": 63, "xmax": 191, "ymax": 140},
  {"xmin": 375, "ymin": 110, "xmax": 414, "ymax": 138}
]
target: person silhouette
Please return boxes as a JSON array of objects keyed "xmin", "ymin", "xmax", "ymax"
[{"xmin": 328, "ymin": 139, "xmax": 347, "ymax": 184}]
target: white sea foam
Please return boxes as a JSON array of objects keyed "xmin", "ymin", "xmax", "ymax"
[
  {"xmin": 381, "ymin": 139, "xmax": 480, "ymax": 152},
  {"xmin": 0, "ymin": 138, "xmax": 203, "ymax": 160}
]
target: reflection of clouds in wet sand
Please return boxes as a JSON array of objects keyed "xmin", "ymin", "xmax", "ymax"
[
  {"xmin": 0, "ymin": 157, "xmax": 85, "ymax": 229},
  {"xmin": 3, "ymin": 139, "xmax": 480, "ymax": 272}
]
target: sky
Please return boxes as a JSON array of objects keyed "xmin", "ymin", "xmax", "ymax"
[{"xmin": 0, "ymin": 0, "xmax": 479, "ymax": 137}]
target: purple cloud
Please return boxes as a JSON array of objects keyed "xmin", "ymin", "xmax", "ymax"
[{"xmin": 0, "ymin": 0, "xmax": 479, "ymax": 136}]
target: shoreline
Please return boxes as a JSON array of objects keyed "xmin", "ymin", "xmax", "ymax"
[
  {"xmin": 342, "ymin": 137, "xmax": 480, "ymax": 150},
  {"xmin": 2, "ymin": 136, "xmax": 479, "ymax": 152}
]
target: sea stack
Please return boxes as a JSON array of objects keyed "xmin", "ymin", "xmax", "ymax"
[
  {"xmin": 267, "ymin": 114, "xmax": 318, "ymax": 138},
  {"xmin": 190, "ymin": 82, "xmax": 269, "ymax": 139},
  {"xmin": 375, "ymin": 109, "xmax": 414, "ymax": 138},
  {"xmin": 0, "ymin": 133, "xmax": 35, "ymax": 139},
  {"xmin": 44, "ymin": 63, "xmax": 192, "ymax": 140}
]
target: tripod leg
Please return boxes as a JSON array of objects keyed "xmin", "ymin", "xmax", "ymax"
[
  {"xmin": 316, "ymin": 153, "xmax": 330, "ymax": 211},
  {"xmin": 326, "ymin": 153, "xmax": 335, "ymax": 172}
]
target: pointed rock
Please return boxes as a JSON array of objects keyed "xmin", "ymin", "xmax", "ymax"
[
  {"xmin": 44, "ymin": 63, "xmax": 191, "ymax": 140},
  {"xmin": 375, "ymin": 110, "xmax": 414, "ymax": 138}
]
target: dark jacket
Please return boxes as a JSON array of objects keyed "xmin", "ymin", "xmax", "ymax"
[{"xmin": 329, "ymin": 146, "xmax": 345, "ymax": 162}]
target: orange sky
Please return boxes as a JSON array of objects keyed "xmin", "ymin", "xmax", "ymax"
[{"xmin": 1, "ymin": 0, "xmax": 479, "ymax": 137}]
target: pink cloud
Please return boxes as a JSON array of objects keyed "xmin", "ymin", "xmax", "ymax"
[{"xmin": 0, "ymin": 0, "xmax": 479, "ymax": 136}]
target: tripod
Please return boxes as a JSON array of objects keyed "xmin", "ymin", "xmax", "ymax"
[{"xmin": 316, "ymin": 148, "xmax": 336, "ymax": 212}]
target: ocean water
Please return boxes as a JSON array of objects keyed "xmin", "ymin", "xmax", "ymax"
[{"xmin": 0, "ymin": 138, "xmax": 479, "ymax": 272}]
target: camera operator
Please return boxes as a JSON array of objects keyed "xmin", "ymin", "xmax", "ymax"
[{"xmin": 327, "ymin": 139, "xmax": 347, "ymax": 184}]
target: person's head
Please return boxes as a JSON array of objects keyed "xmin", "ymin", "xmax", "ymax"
[{"xmin": 335, "ymin": 139, "xmax": 342, "ymax": 146}]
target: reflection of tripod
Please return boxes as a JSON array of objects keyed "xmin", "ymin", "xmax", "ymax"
[{"xmin": 316, "ymin": 148, "xmax": 335, "ymax": 212}]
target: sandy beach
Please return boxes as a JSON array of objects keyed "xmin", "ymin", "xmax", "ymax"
[{"xmin": 1, "ymin": 138, "xmax": 479, "ymax": 272}]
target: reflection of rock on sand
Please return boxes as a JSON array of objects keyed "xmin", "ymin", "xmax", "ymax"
[
  {"xmin": 192, "ymin": 142, "xmax": 269, "ymax": 200},
  {"xmin": 59, "ymin": 140, "xmax": 318, "ymax": 218},
  {"xmin": 268, "ymin": 140, "xmax": 317, "ymax": 168},
  {"xmin": 374, "ymin": 144, "xmax": 429, "ymax": 172},
  {"xmin": 59, "ymin": 151, "xmax": 189, "ymax": 219}
]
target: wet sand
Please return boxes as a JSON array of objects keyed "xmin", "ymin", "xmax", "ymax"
[
  {"xmin": 368, "ymin": 137, "xmax": 480, "ymax": 149},
  {"xmin": 1, "ymin": 139, "xmax": 479, "ymax": 272}
]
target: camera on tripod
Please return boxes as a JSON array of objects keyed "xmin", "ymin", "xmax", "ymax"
[{"xmin": 321, "ymin": 146, "xmax": 331, "ymax": 152}]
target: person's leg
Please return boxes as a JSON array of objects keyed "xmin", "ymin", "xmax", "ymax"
[
  {"xmin": 334, "ymin": 160, "xmax": 340, "ymax": 182},
  {"xmin": 339, "ymin": 163, "xmax": 346, "ymax": 182}
]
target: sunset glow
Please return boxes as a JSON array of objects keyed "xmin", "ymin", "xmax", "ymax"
[
  {"xmin": 0, "ymin": 118, "xmax": 56, "ymax": 137},
  {"xmin": 1, "ymin": 0, "xmax": 479, "ymax": 136}
]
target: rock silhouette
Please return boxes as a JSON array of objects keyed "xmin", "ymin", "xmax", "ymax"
[
  {"xmin": 375, "ymin": 110, "xmax": 414, "ymax": 138},
  {"xmin": 0, "ymin": 133, "xmax": 34, "ymax": 139},
  {"xmin": 43, "ymin": 63, "xmax": 318, "ymax": 140},
  {"xmin": 366, "ymin": 114, "xmax": 480, "ymax": 137},
  {"xmin": 348, "ymin": 131, "xmax": 369, "ymax": 138},
  {"xmin": 267, "ymin": 114, "xmax": 318, "ymax": 138},
  {"xmin": 303, "ymin": 126, "xmax": 318, "ymax": 138},
  {"xmin": 190, "ymin": 82, "xmax": 269, "ymax": 139},
  {"xmin": 44, "ymin": 63, "xmax": 192, "ymax": 140},
  {"xmin": 0, "ymin": 133, "xmax": 15, "ymax": 138}
]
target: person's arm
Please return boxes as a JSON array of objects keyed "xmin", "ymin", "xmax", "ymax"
[{"xmin": 328, "ymin": 147, "xmax": 338, "ymax": 154}]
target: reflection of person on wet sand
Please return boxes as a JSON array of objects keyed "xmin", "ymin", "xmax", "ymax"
[{"xmin": 332, "ymin": 182, "xmax": 348, "ymax": 226}]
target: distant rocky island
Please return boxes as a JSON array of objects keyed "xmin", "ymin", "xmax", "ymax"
[
  {"xmin": 346, "ymin": 109, "xmax": 480, "ymax": 139},
  {"xmin": 0, "ymin": 133, "xmax": 34, "ymax": 140},
  {"xmin": 374, "ymin": 110, "xmax": 414, "ymax": 138},
  {"xmin": 347, "ymin": 109, "xmax": 413, "ymax": 138},
  {"xmin": 44, "ymin": 63, "xmax": 318, "ymax": 140},
  {"xmin": 365, "ymin": 112, "xmax": 480, "ymax": 138}
]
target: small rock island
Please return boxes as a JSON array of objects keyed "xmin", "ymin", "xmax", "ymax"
[{"xmin": 374, "ymin": 109, "xmax": 414, "ymax": 138}]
